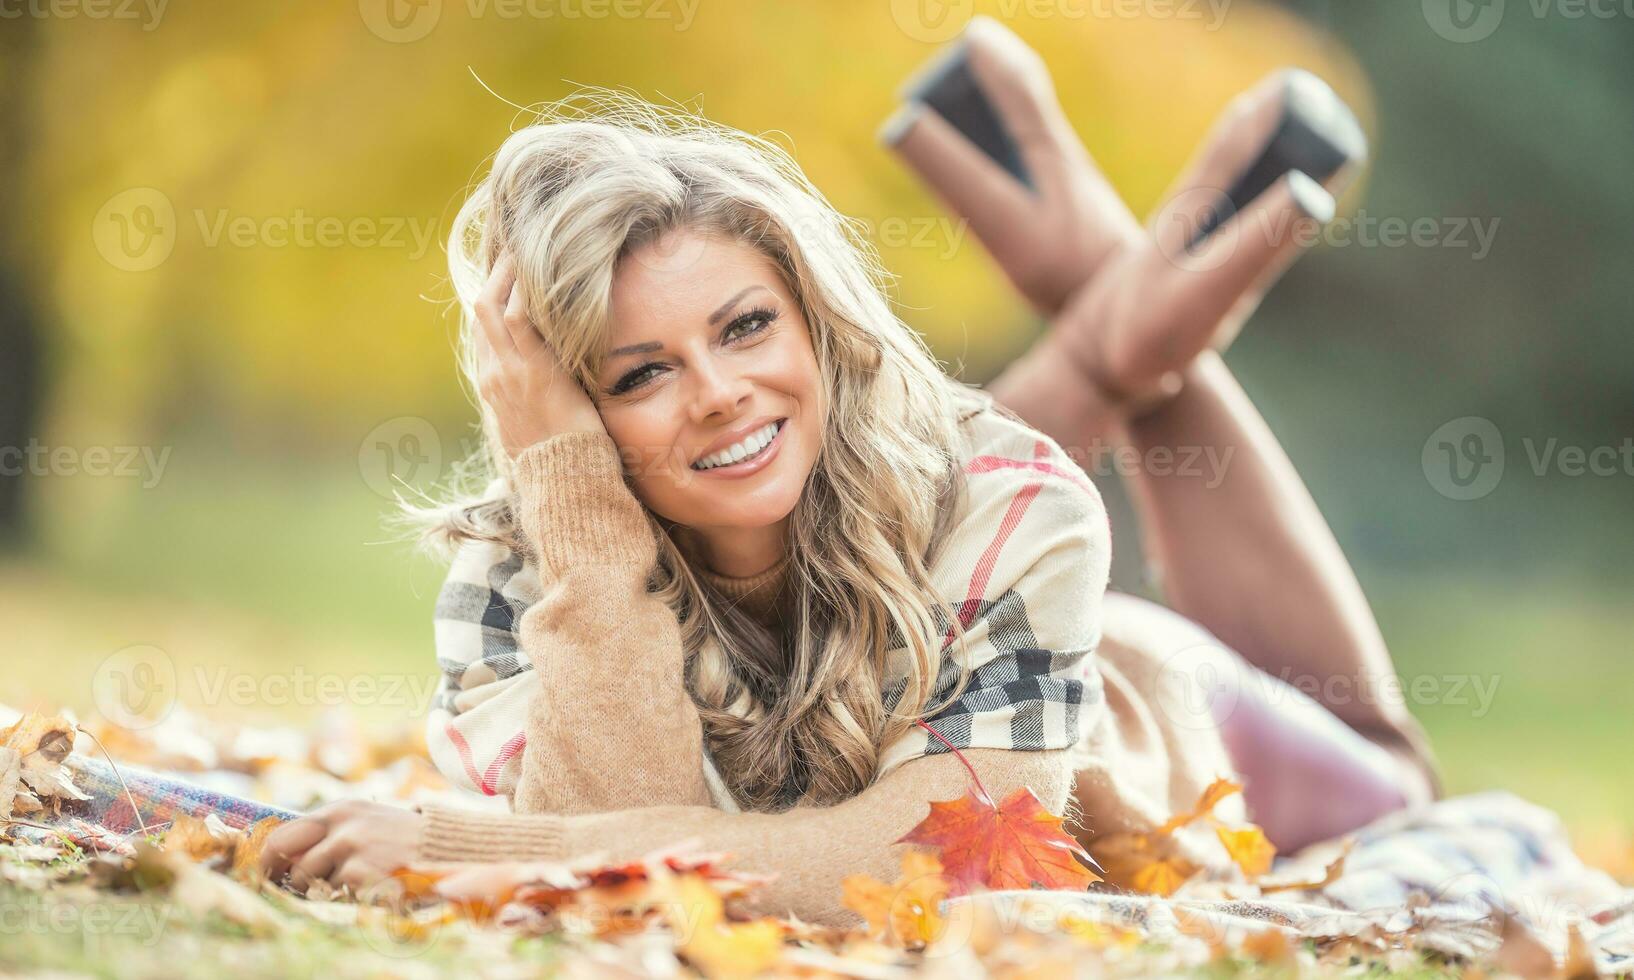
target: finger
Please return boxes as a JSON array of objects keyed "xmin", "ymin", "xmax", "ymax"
[
  {"xmin": 471, "ymin": 315, "xmax": 494, "ymax": 373},
  {"xmin": 288, "ymin": 831, "xmax": 350, "ymax": 893},
  {"xmin": 334, "ymin": 856, "xmax": 389, "ymax": 894},
  {"xmin": 1127, "ymin": 170, "xmax": 1334, "ymax": 379},
  {"xmin": 501, "ymin": 264, "xmax": 545, "ymax": 355},
  {"xmin": 474, "ymin": 253, "xmax": 520, "ymax": 359},
  {"xmin": 261, "ymin": 817, "xmax": 330, "ymax": 884}
]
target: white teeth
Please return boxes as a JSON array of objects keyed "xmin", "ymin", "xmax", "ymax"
[{"xmin": 693, "ymin": 420, "xmax": 783, "ymax": 470}]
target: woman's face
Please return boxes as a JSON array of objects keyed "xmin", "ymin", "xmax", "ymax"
[{"xmin": 593, "ymin": 227, "xmax": 825, "ymax": 549}]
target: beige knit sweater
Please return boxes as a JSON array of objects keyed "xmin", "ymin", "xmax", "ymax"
[{"xmin": 417, "ymin": 428, "xmax": 1244, "ymax": 923}]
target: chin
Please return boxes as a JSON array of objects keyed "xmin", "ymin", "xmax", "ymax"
[{"xmin": 682, "ymin": 495, "xmax": 800, "ymax": 530}]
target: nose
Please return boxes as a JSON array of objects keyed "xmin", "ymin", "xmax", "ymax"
[{"xmin": 685, "ymin": 352, "xmax": 753, "ymax": 425}]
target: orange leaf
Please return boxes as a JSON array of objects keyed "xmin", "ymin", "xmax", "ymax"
[
  {"xmin": 231, "ymin": 816, "xmax": 287, "ymax": 882},
  {"xmin": 1130, "ymin": 855, "xmax": 1199, "ymax": 897},
  {"xmin": 1090, "ymin": 777, "xmax": 1275, "ymax": 895},
  {"xmin": 661, "ymin": 873, "xmax": 785, "ymax": 978},
  {"xmin": 1215, "ymin": 825, "xmax": 1276, "ymax": 878},
  {"xmin": 1157, "ymin": 777, "xmax": 1243, "ymax": 835},
  {"xmin": 896, "ymin": 785, "xmax": 1101, "ymax": 895},
  {"xmin": 842, "ymin": 850, "xmax": 948, "ymax": 948}
]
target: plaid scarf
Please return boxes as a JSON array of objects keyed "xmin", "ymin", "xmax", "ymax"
[{"xmin": 426, "ymin": 404, "xmax": 1111, "ymax": 810}]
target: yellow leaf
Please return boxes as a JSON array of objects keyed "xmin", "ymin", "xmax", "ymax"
[
  {"xmin": 840, "ymin": 850, "xmax": 949, "ymax": 949},
  {"xmin": 1130, "ymin": 855, "xmax": 1199, "ymax": 897},
  {"xmin": 663, "ymin": 874, "xmax": 784, "ymax": 979},
  {"xmin": 1215, "ymin": 825, "xmax": 1276, "ymax": 878},
  {"xmin": 1157, "ymin": 777, "xmax": 1242, "ymax": 835}
]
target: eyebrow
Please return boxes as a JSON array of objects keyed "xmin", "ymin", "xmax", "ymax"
[{"xmin": 605, "ymin": 285, "xmax": 772, "ymax": 360}]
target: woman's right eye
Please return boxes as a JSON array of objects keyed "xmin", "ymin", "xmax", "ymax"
[{"xmin": 613, "ymin": 363, "xmax": 663, "ymax": 393}]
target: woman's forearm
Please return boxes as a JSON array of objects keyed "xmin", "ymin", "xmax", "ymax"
[
  {"xmin": 507, "ymin": 431, "xmax": 714, "ymax": 814},
  {"xmin": 420, "ymin": 747, "xmax": 1073, "ymax": 925}
]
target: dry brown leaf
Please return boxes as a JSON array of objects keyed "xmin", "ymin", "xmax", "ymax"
[
  {"xmin": 1259, "ymin": 839, "xmax": 1354, "ymax": 895},
  {"xmin": 162, "ymin": 813, "xmax": 241, "ymax": 863},
  {"xmin": 0, "ymin": 747, "xmax": 21, "ymax": 822},
  {"xmin": 1494, "ymin": 912, "xmax": 1556, "ymax": 980},
  {"xmin": 1563, "ymin": 922, "xmax": 1597, "ymax": 980},
  {"xmin": 230, "ymin": 816, "xmax": 285, "ymax": 883},
  {"xmin": 117, "ymin": 842, "xmax": 284, "ymax": 933},
  {"xmin": 0, "ymin": 714, "xmax": 78, "ymax": 766}
]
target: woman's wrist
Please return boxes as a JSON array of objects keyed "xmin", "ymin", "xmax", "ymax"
[
  {"xmin": 511, "ymin": 432, "xmax": 657, "ymax": 577},
  {"xmin": 416, "ymin": 803, "xmax": 567, "ymax": 864},
  {"xmin": 506, "ymin": 407, "xmax": 608, "ymax": 461}
]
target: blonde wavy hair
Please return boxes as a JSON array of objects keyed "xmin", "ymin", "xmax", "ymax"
[{"xmin": 410, "ymin": 90, "xmax": 992, "ymax": 811}]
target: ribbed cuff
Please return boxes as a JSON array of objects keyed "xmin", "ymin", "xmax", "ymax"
[
  {"xmin": 416, "ymin": 803, "xmax": 567, "ymax": 864},
  {"xmin": 511, "ymin": 431, "xmax": 658, "ymax": 580}
]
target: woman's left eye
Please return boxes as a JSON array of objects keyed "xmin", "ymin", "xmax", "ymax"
[{"xmin": 725, "ymin": 306, "xmax": 778, "ymax": 341}]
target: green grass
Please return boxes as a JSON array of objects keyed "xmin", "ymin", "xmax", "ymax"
[{"xmin": 0, "ymin": 881, "xmax": 567, "ymax": 980}]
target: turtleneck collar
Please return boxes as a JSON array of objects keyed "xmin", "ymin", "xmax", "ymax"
[{"xmin": 693, "ymin": 552, "xmax": 791, "ymax": 627}]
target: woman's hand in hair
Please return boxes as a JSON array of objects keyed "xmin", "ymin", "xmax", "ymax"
[{"xmin": 474, "ymin": 253, "xmax": 605, "ymax": 460}]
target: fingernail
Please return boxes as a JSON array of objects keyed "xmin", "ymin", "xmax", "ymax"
[
  {"xmin": 877, "ymin": 101, "xmax": 927, "ymax": 147},
  {"xmin": 1287, "ymin": 170, "xmax": 1336, "ymax": 225}
]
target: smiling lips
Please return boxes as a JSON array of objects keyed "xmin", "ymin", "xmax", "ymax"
[{"xmin": 690, "ymin": 418, "xmax": 787, "ymax": 474}]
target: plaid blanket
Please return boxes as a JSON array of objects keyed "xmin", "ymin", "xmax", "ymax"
[
  {"xmin": 961, "ymin": 792, "xmax": 1633, "ymax": 975},
  {"xmin": 426, "ymin": 401, "xmax": 1114, "ymax": 808}
]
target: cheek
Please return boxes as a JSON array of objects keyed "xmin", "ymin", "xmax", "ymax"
[{"xmin": 605, "ymin": 410, "xmax": 681, "ymax": 484}]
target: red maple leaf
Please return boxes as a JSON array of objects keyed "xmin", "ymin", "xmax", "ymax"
[{"xmin": 895, "ymin": 721, "xmax": 1101, "ymax": 895}]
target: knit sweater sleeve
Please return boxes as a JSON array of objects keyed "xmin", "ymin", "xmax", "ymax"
[
  {"xmin": 505, "ymin": 430, "xmax": 714, "ymax": 814},
  {"xmin": 417, "ymin": 746, "xmax": 1074, "ymax": 925}
]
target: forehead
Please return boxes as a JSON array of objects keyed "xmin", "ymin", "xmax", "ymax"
[{"xmin": 607, "ymin": 231, "xmax": 784, "ymax": 340}]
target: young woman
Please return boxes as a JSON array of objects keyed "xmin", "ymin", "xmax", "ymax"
[{"xmin": 262, "ymin": 91, "xmax": 1438, "ymax": 923}]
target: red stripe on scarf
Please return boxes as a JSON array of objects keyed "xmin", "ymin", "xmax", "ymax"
[
  {"xmin": 486, "ymin": 732, "xmax": 527, "ymax": 789},
  {"xmin": 944, "ymin": 439, "xmax": 1050, "ymax": 648},
  {"xmin": 963, "ymin": 448, "xmax": 1096, "ymax": 497},
  {"xmin": 444, "ymin": 722, "xmax": 498, "ymax": 796}
]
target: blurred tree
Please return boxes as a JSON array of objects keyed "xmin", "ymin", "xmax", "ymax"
[{"xmin": 0, "ymin": 18, "xmax": 44, "ymax": 544}]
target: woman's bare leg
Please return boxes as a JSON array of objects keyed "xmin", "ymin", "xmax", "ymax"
[
  {"xmin": 989, "ymin": 347, "xmax": 1439, "ymax": 844},
  {"xmin": 1114, "ymin": 352, "xmax": 1437, "ymax": 799}
]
